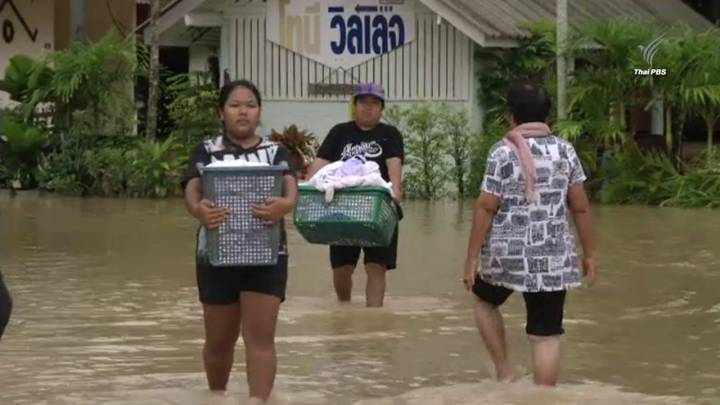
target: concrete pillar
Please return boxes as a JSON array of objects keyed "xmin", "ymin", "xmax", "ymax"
[
  {"xmin": 651, "ymin": 90, "xmax": 664, "ymax": 136},
  {"xmin": 70, "ymin": 0, "xmax": 86, "ymax": 42}
]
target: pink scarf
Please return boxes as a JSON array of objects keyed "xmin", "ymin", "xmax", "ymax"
[{"xmin": 503, "ymin": 122, "xmax": 551, "ymax": 202}]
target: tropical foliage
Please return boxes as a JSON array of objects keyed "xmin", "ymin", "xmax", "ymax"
[{"xmin": 470, "ymin": 18, "xmax": 720, "ymax": 207}]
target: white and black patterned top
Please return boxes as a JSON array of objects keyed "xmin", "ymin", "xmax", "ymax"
[{"xmin": 479, "ymin": 136, "xmax": 587, "ymax": 292}]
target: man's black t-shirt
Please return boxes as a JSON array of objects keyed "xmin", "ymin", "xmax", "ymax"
[{"xmin": 317, "ymin": 121, "xmax": 404, "ymax": 182}]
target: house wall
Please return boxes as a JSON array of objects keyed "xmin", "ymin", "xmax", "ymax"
[
  {"xmin": 54, "ymin": 0, "xmax": 71, "ymax": 50},
  {"xmin": 86, "ymin": 0, "xmax": 136, "ymax": 41},
  {"xmin": 218, "ymin": 0, "xmax": 480, "ymax": 139}
]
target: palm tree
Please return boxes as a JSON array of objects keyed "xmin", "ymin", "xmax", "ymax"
[
  {"xmin": 567, "ymin": 18, "xmax": 657, "ymax": 149},
  {"xmin": 675, "ymin": 30, "xmax": 720, "ymax": 159},
  {"xmin": 27, "ymin": 31, "xmax": 137, "ymax": 134},
  {"xmin": 644, "ymin": 25, "xmax": 717, "ymax": 163}
]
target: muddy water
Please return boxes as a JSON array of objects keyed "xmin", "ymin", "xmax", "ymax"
[{"xmin": 0, "ymin": 196, "xmax": 718, "ymax": 404}]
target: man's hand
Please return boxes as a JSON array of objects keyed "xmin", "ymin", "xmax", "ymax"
[
  {"xmin": 464, "ymin": 257, "xmax": 478, "ymax": 291},
  {"xmin": 392, "ymin": 185, "xmax": 404, "ymax": 204},
  {"xmin": 582, "ymin": 256, "xmax": 597, "ymax": 286},
  {"xmin": 252, "ymin": 197, "xmax": 294, "ymax": 225},
  {"xmin": 192, "ymin": 199, "xmax": 230, "ymax": 229}
]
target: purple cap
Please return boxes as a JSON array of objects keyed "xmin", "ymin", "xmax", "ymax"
[{"xmin": 354, "ymin": 82, "xmax": 385, "ymax": 102}]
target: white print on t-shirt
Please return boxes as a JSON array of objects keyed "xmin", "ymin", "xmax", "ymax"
[
  {"xmin": 341, "ymin": 141, "xmax": 383, "ymax": 160},
  {"xmin": 203, "ymin": 137, "xmax": 279, "ymax": 165}
]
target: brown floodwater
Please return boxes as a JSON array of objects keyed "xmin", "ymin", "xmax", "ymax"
[{"xmin": 0, "ymin": 195, "xmax": 718, "ymax": 404}]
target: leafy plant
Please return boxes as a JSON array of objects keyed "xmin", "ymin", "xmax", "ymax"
[
  {"xmin": 573, "ymin": 18, "xmax": 655, "ymax": 137},
  {"xmin": 0, "ymin": 115, "xmax": 47, "ymax": 188},
  {"xmin": 475, "ymin": 20, "xmax": 558, "ymax": 118},
  {"xmin": 84, "ymin": 147, "xmax": 131, "ymax": 196},
  {"xmin": 37, "ymin": 132, "xmax": 135, "ymax": 196},
  {"xmin": 662, "ymin": 151, "xmax": 720, "ymax": 208},
  {"xmin": 670, "ymin": 29, "xmax": 720, "ymax": 159},
  {"xmin": 601, "ymin": 145, "xmax": 678, "ymax": 205},
  {"xmin": 437, "ymin": 104, "xmax": 474, "ymax": 198},
  {"xmin": 27, "ymin": 30, "xmax": 138, "ymax": 136},
  {"xmin": 386, "ymin": 104, "xmax": 450, "ymax": 200},
  {"xmin": 467, "ymin": 115, "xmax": 508, "ymax": 198},
  {"xmin": 0, "ymin": 55, "xmax": 52, "ymax": 104},
  {"xmin": 167, "ymin": 71, "xmax": 221, "ymax": 146},
  {"xmin": 643, "ymin": 25, "xmax": 718, "ymax": 162},
  {"xmin": 36, "ymin": 137, "xmax": 86, "ymax": 195},
  {"xmin": 126, "ymin": 136, "xmax": 186, "ymax": 198}
]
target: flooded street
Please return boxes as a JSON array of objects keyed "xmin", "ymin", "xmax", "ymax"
[{"xmin": 0, "ymin": 195, "xmax": 719, "ymax": 404}]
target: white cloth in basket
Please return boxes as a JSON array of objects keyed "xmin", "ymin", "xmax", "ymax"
[{"xmin": 304, "ymin": 157, "xmax": 393, "ymax": 202}]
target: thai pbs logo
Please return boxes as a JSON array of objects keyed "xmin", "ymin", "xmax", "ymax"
[{"xmin": 634, "ymin": 34, "xmax": 667, "ymax": 76}]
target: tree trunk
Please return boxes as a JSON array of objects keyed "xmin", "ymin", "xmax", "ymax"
[
  {"xmin": 706, "ymin": 115, "xmax": 717, "ymax": 159},
  {"xmin": 665, "ymin": 107, "xmax": 673, "ymax": 154},
  {"xmin": 145, "ymin": 0, "xmax": 161, "ymax": 141},
  {"xmin": 556, "ymin": 0, "xmax": 568, "ymax": 121},
  {"xmin": 456, "ymin": 161, "xmax": 465, "ymax": 198},
  {"xmin": 673, "ymin": 111, "xmax": 686, "ymax": 169},
  {"xmin": 709, "ymin": 123, "xmax": 714, "ymax": 155},
  {"xmin": 423, "ymin": 134, "xmax": 432, "ymax": 199}
]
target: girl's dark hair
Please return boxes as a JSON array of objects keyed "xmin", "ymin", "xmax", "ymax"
[
  {"xmin": 506, "ymin": 80, "xmax": 551, "ymax": 124},
  {"xmin": 219, "ymin": 79, "xmax": 262, "ymax": 109}
]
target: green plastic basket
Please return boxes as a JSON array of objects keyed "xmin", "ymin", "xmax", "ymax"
[
  {"xmin": 293, "ymin": 185, "xmax": 398, "ymax": 247},
  {"xmin": 200, "ymin": 164, "xmax": 286, "ymax": 266}
]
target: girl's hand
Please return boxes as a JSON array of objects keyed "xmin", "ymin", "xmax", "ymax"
[
  {"xmin": 251, "ymin": 197, "xmax": 294, "ymax": 225},
  {"xmin": 193, "ymin": 199, "xmax": 230, "ymax": 229}
]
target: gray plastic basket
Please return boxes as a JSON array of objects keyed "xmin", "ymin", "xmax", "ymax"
[{"xmin": 199, "ymin": 163, "xmax": 286, "ymax": 267}]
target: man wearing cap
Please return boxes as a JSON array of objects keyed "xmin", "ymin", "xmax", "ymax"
[{"xmin": 307, "ymin": 82, "xmax": 404, "ymax": 308}]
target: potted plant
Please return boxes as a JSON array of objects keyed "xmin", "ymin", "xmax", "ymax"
[{"xmin": 269, "ymin": 125, "xmax": 319, "ymax": 179}]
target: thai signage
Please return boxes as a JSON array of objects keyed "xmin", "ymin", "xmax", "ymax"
[
  {"xmin": 0, "ymin": 0, "xmax": 40, "ymax": 45},
  {"xmin": 266, "ymin": 0, "xmax": 415, "ymax": 69}
]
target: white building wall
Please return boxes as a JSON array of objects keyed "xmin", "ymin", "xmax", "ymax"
[
  {"xmin": 219, "ymin": 0, "xmax": 481, "ymax": 139},
  {"xmin": 189, "ymin": 45, "xmax": 214, "ymax": 72},
  {"xmin": 223, "ymin": 12, "xmax": 472, "ymax": 102}
]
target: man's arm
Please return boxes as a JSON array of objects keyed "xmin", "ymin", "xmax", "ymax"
[
  {"xmin": 386, "ymin": 157, "xmax": 403, "ymax": 202},
  {"xmin": 568, "ymin": 184, "xmax": 597, "ymax": 285},
  {"xmin": 464, "ymin": 192, "xmax": 500, "ymax": 289}
]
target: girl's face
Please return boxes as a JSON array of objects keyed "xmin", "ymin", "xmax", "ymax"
[{"xmin": 220, "ymin": 86, "xmax": 261, "ymax": 139}]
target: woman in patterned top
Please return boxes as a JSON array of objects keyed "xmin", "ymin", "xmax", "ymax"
[
  {"xmin": 182, "ymin": 80, "xmax": 298, "ymax": 403},
  {"xmin": 464, "ymin": 81, "xmax": 597, "ymax": 386}
]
